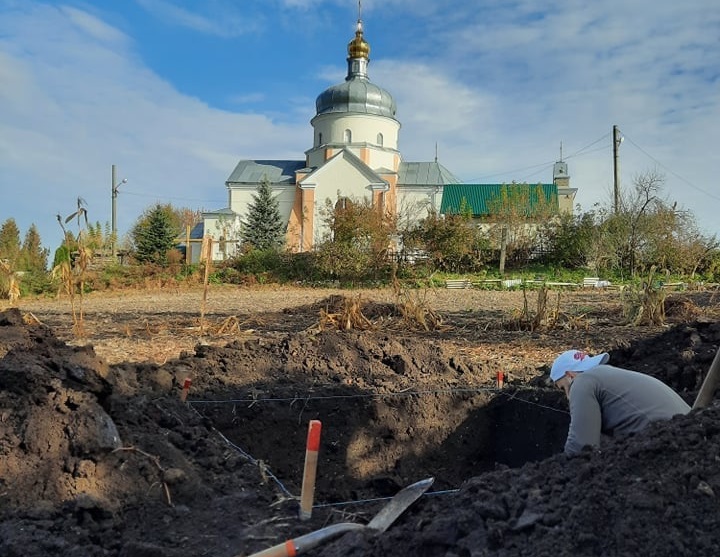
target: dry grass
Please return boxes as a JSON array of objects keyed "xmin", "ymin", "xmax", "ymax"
[
  {"xmin": 392, "ymin": 280, "xmax": 444, "ymax": 332},
  {"xmin": 318, "ymin": 294, "xmax": 375, "ymax": 331},
  {"xmin": 621, "ymin": 266, "xmax": 668, "ymax": 326},
  {"xmin": 503, "ymin": 286, "xmax": 589, "ymax": 332},
  {"xmin": 314, "ymin": 282, "xmax": 446, "ymax": 333},
  {"xmin": 0, "ymin": 261, "xmax": 20, "ymax": 304}
]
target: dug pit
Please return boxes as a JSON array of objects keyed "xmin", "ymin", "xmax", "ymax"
[{"xmin": 189, "ymin": 331, "xmax": 570, "ymax": 501}]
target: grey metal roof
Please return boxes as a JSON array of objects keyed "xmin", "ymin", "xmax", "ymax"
[
  {"xmin": 398, "ymin": 162, "xmax": 462, "ymax": 186},
  {"xmin": 300, "ymin": 148, "xmax": 387, "ymax": 186},
  {"xmin": 175, "ymin": 221, "xmax": 205, "ymax": 242},
  {"xmin": 205, "ymin": 207, "xmax": 235, "ymax": 216},
  {"xmin": 226, "ymin": 160, "xmax": 305, "ymax": 184},
  {"xmin": 316, "ymin": 78, "xmax": 397, "ymax": 118},
  {"xmin": 187, "ymin": 221, "xmax": 205, "ymax": 240}
]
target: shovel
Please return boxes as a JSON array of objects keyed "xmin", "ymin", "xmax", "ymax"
[{"xmin": 243, "ymin": 477, "xmax": 434, "ymax": 557}]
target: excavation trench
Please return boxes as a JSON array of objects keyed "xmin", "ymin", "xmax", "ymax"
[
  {"xmin": 2, "ymin": 302, "xmax": 719, "ymax": 556},
  {"xmin": 197, "ymin": 385, "xmax": 569, "ymax": 502}
]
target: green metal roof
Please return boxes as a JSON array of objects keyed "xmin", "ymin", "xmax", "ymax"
[{"xmin": 440, "ymin": 183, "xmax": 558, "ymax": 217}]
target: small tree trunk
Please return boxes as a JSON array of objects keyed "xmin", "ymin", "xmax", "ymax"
[{"xmin": 499, "ymin": 225, "xmax": 508, "ymax": 275}]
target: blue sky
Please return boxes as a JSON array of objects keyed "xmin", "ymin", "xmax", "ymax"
[{"xmin": 1, "ymin": 0, "xmax": 719, "ymax": 253}]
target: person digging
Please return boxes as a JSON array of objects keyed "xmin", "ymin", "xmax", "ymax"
[{"xmin": 550, "ymin": 349, "xmax": 691, "ymax": 455}]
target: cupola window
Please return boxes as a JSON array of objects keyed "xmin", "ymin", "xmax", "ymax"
[
  {"xmin": 344, "ymin": 129, "xmax": 352, "ymax": 143},
  {"xmin": 377, "ymin": 133, "xmax": 383, "ymax": 146}
]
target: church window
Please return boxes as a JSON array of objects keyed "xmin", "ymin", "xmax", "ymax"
[
  {"xmin": 317, "ymin": 132, "xmax": 323, "ymax": 146},
  {"xmin": 377, "ymin": 133, "xmax": 383, "ymax": 146},
  {"xmin": 344, "ymin": 129, "xmax": 352, "ymax": 143}
]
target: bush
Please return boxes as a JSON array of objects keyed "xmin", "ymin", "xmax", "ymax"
[
  {"xmin": 215, "ymin": 250, "xmax": 324, "ymax": 285},
  {"xmin": 19, "ymin": 270, "xmax": 54, "ymax": 296}
]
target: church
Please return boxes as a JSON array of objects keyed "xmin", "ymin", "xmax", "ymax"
[{"xmin": 198, "ymin": 14, "xmax": 576, "ymax": 260}]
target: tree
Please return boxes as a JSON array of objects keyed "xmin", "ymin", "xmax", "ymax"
[
  {"xmin": 404, "ymin": 205, "xmax": 486, "ymax": 273},
  {"xmin": 241, "ymin": 178, "xmax": 285, "ymax": 251},
  {"xmin": 484, "ymin": 183, "xmax": 557, "ymax": 266},
  {"xmin": 19, "ymin": 224, "xmax": 49, "ymax": 273},
  {"xmin": 0, "ymin": 218, "xmax": 21, "ymax": 266},
  {"xmin": 132, "ymin": 204, "xmax": 179, "ymax": 265},
  {"xmin": 314, "ymin": 195, "xmax": 395, "ymax": 281},
  {"xmin": 538, "ymin": 211, "xmax": 597, "ymax": 269}
]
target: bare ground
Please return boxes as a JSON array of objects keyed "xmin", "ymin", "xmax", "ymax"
[{"xmin": 1, "ymin": 284, "xmax": 719, "ymax": 556}]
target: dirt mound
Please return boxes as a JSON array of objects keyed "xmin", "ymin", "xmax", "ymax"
[
  {"xmin": 318, "ymin": 403, "xmax": 720, "ymax": 557},
  {"xmin": 1, "ymin": 302, "xmax": 719, "ymax": 557}
]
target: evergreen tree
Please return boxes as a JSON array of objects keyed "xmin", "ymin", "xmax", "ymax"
[
  {"xmin": 242, "ymin": 178, "xmax": 285, "ymax": 251},
  {"xmin": 132, "ymin": 204, "xmax": 179, "ymax": 265},
  {"xmin": 19, "ymin": 224, "xmax": 49, "ymax": 272},
  {"xmin": 0, "ymin": 218, "xmax": 21, "ymax": 266}
]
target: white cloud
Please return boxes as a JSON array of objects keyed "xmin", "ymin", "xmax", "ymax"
[
  {"xmin": 0, "ymin": 2, "xmax": 307, "ymax": 249},
  {"xmin": 135, "ymin": 0, "xmax": 263, "ymax": 37},
  {"xmin": 60, "ymin": 5, "xmax": 128, "ymax": 43}
]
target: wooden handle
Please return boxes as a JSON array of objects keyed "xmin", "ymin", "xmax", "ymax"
[
  {"xmin": 243, "ymin": 523, "xmax": 364, "ymax": 557},
  {"xmin": 693, "ymin": 346, "xmax": 720, "ymax": 410},
  {"xmin": 245, "ymin": 539, "xmax": 296, "ymax": 557}
]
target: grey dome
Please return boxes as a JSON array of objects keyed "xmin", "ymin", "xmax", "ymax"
[{"xmin": 315, "ymin": 78, "xmax": 397, "ymax": 118}]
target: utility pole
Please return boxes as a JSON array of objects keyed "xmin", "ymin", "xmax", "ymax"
[
  {"xmin": 613, "ymin": 125, "xmax": 622, "ymax": 214},
  {"xmin": 111, "ymin": 164, "xmax": 127, "ymax": 259}
]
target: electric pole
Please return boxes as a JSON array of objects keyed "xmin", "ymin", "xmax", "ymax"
[
  {"xmin": 111, "ymin": 164, "xmax": 127, "ymax": 259},
  {"xmin": 613, "ymin": 125, "xmax": 622, "ymax": 214}
]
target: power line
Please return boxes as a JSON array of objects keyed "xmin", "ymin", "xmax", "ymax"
[
  {"xmin": 465, "ymin": 132, "xmax": 611, "ymax": 183},
  {"xmin": 622, "ymin": 134, "xmax": 720, "ymax": 202},
  {"xmin": 564, "ymin": 133, "xmax": 611, "ymax": 160},
  {"xmin": 120, "ymin": 188, "xmax": 226, "ymax": 205},
  {"xmin": 466, "ymin": 160, "xmax": 555, "ymax": 183}
]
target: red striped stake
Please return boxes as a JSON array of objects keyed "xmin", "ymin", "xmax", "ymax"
[
  {"xmin": 299, "ymin": 420, "xmax": 322, "ymax": 520},
  {"xmin": 497, "ymin": 371, "xmax": 504, "ymax": 389},
  {"xmin": 180, "ymin": 378, "xmax": 192, "ymax": 402}
]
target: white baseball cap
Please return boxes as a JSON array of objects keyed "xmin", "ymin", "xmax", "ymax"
[{"xmin": 550, "ymin": 350, "xmax": 609, "ymax": 382}]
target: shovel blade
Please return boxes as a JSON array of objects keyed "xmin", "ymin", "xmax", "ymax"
[{"xmin": 367, "ymin": 477, "xmax": 434, "ymax": 532}]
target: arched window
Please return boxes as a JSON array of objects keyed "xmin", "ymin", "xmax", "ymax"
[
  {"xmin": 377, "ymin": 133, "xmax": 384, "ymax": 146},
  {"xmin": 344, "ymin": 129, "xmax": 352, "ymax": 143},
  {"xmin": 317, "ymin": 132, "xmax": 323, "ymax": 146}
]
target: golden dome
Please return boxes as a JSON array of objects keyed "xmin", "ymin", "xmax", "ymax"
[{"xmin": 347, "ymin": 20, "xmax": 370, "ymax": 59}]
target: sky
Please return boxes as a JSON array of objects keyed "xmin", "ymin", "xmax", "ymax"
[{"xmin": 1, "ymin": 0, "xmax": 719, "ymax": 253}]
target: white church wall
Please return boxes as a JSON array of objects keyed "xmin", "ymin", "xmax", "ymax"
[
  {"xmin": 313, "ymin": 113, "xmax": 399, "ymax": 148},
  {"xmin": 228, "ymin": 185, "xmax": 296, "ymax": 225},
  {"xmin": 308, "ymin": 113, "xmax": 400, "ymax": 168},
  {"xmin": 396, "ymin": 186, "xmax": 443, "ymax": 226},
  {"xmin": 308, "ymin": 162, "xmax": 379, "ymax": 242}
]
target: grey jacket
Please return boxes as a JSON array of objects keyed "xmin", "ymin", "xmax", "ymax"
[{"xmin": 565, "ymin": 364, "xmax": 691, "ymax": 455}]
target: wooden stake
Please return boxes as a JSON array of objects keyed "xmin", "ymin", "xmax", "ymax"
[
  {"xmin": 497, "ymin": 371, "xmax": 504, "ymax": 389},
  {"xmin": 200, "ymin": 235, "xmax": 212, "ymax": 334},
  {"xmin": 299, "ymin": 420, "xmax": 322, "ymax": 520},
  {"xmin": 180, "ymin": 378, "xmax": 192, "ymax": 402},
  {"xmin": 693, "ymin": 346, "xmax": 720, "ymax": 410}
]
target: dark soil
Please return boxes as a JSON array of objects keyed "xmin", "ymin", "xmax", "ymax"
[{"xmin": 1, "ymin": 288, "xmax": 720, "ymax": 556}]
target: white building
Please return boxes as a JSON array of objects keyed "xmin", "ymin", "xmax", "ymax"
[
  {"xmin": 196, "ymin": 15, "xmax": 576, "ymax": 262},
  {"xmin": 197, "ymin": 16, "xmax": 460, "ymax": 261}
]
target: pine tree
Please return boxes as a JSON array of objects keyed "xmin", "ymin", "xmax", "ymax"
[
  {"xmin": 242, "ymin": 178, "xmax": 285, "ymax": 251},
  {"xmin": 19, "ymin": 224, "xmax": 49, "ymax": 272},
  {"xmin": 0, "ymin": 218, "xmax": 21, "ymax": 266},
  {"xmin": 132, "ymin": 204, "xmax": 178, "ymax": 265}
]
